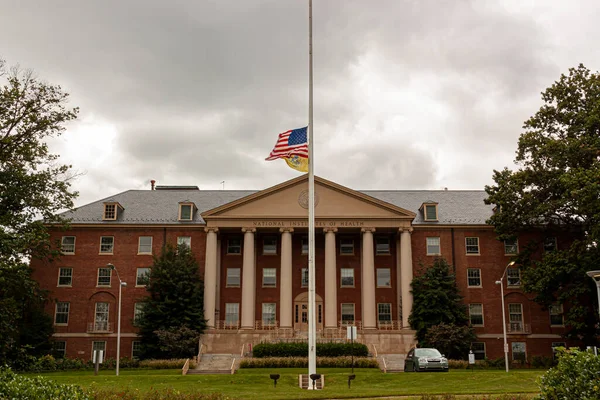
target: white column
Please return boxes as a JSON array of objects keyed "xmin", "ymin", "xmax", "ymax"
[
  {"xmin": 279, "ymin": 228, "xmax": 293, "ymax": 328},
  {"xmin": 396, "ymin": 234, "xmax": 402, "ymax": 324},
  {"xmin": 216, "ymin": 238, "xmax": 221, "ymax": 323},
  {"xmin": 400, "ymin": 227, "xmax": 414, "ymax": 328},
  {"xmin": 203, "ymin": 227, "xmax": 219, "ymax": 328},
  {"xmin": 361, "ymin": 227, "xmax": 376, "ymax": 329},
  {"xmin": 241, "ymin": 227, "xmax": 256, "ymax": 329},
  {"xmin": 324, "ymin": 228, "xmax": 338, "ymax": 328}
]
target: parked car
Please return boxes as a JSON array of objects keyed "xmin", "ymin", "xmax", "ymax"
[{"xmin": 403, "ymin": 348, "xmax": 449, "ymax": 372}]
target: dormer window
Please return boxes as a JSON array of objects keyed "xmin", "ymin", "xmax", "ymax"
[
  {"xmin": 178, "ymin": 202, "xmax": 195, "ymax": 221},
  {"xmin": 103, "ymin": 202, "xmax": 123, "ymax": 221},
  {"xmin": 421, "ymin": 202, "xmax": 438, "ymax": 221}
]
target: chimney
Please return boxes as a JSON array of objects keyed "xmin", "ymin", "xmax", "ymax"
[{"xmin": 151, "ymin": 180, "xmax": 156, "ymax": 190}]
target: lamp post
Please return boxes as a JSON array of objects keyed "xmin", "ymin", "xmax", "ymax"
[
  {"xmin": 107, "ymin": 263, "xmax": 126, "ymax": 376},
  {"xmin": 496, "ymin": 261, "xmax": 515, "ymax": 373},
  {"xmin": 586, "ymin": 271, "xmax": 600, "ymax": 320}
]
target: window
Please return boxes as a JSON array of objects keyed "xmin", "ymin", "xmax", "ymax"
[
  {"xmin": 227, "ymin": 238, "xmax": 241, "ymax": 254},
  {"xmin": 132, "ymin": 341, "xmax": 142, "ymax": 359},
  {"xmin": 376, "ymin": 237, "xmax": 390, "ymax": 255},
  {"xmin": 550, "ymin": 304, "xmax": 564, "ymax": 326},
  {"xmin": 61, "ymin": 236, "xmax": 76, "ymax": 254},
  {"xmin": 58, "ymin": 268, "xmax": 73, "ymax": 286},
  {"xmin": 95, "ymin": 302, "xmax": 109, "ymax": 331},
  {"xmin": 103, "ymin": 203, "xmax": 116, "ymax": 220},
  {"xmin": 509, "ymin": 303, "xmax": 523, "ymax": 331},
  {"xmin": 341, "ymin": 268, "xmax": 354, "ymax": 287},
  {"xmin": 423, "ymin": 204, "xmax": 438, "ymax": 221},
  {"xmin": 55, "ymin": 302, "xmax": 70, "ymax": 325},
  {"xmin": 469, "ymin": 304, "xmax": 484, "ymax": 326},
  {"xmin": 466, "ymin": 237, "xmax": 480, "ymax": 254},
  {"xmin": 340, "ymin": 238, "xmax": 354, "ymax": 255},
  {"xmin": 179, "ymin": 203, "xmax": 193, "ymax": 221},
  {"xmin": 472, "ymin": 342, "xmax": 486, "ymax": 360},
  {"xmin": 134, "ymin": 303, "xmax": 144, "ymax": 326},
  {"xmin": 301, "ymin": 268, "xmax": 308, "ymax": 287},
  {"xmin": 301, "ymin": 237, "xmax": 308, "ymax": 255},
  {"xmin": 341, "ymin": 303, "xmax": 355, "ymax": 324},
  {"xmin": 467, "ymin": 268, "xmax": 481, "ymax": 287},
  {"xmin": 263, "ymin": 237, "xmax": 277, "ymax": 255},
  {"xmin": 53, "ymin": 341, "xmax": 66, "ymax": 359},
  {"xmin": 378, "ymin": 303, "xmax": 392, "ymax": 323},
  {"xmin": 262, "ymin": 303, "xmax": 276, "ymax": 325},
  {"xmin": 504, "ymin": 238, "xmax": 518, "ymax": 255},
  {"xmin": 136, "ymin": 268, "xmax": 150, "ymax": 286},
  {"xmin": 177, "ymin": 236, "xmax": 191, "ymax": 249},
  {"xmin": 97, "ymin": 267, "xmax": 111, "ymax": 286},
  {"xmin": 512, "ymin": 342, "xmax": 526, "ymax": 362},
  {"xmin": 544, "ymin": 237, "xmax": 557, "ymax": 252},
  {"xmin": 100, "ymin": 236, "xmax": 114, "ymax": 253},
  {"xmin": 426, "ymin": 237, "xmax": 440, "ymax": 255},
  {"xmin": 226, "ymin": 268, "xmax": 241, "ymax": 287},
  {"xmin": 262, "ymin": 268, "xmax": 276, "ymax": 287},
  {"xmin": 507, "ymin": 268, "xmax": 521, "ymax": 287},
  {"xmin": 92, "ymin": 341, "xmax": 106, "ymax": 360},
  {"xmin": 225, "ymin": 303, "xmax": 239, "ymax": 326},
  {"xmin": 377, "ymin": 268, "xmax": 391, "ymax": 287},
  {"xmin": 138, "ymin": 236, "xmax": 152, "ymax": 254}
]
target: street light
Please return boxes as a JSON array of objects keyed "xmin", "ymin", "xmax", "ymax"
[
  {"xmin": 107, "ymin": 263, "xmax": 127, "ymax": 376},
  {"xmin": 586, "ymin": 271, "xmax": 600, "ymax": 320},
  {"xmin": 496, "ymin": 261, "xmax": 515, "ymax": 373}
]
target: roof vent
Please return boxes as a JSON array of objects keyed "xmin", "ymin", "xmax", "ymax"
[{"xmin": 155, "ymin": 186, "xmax": 199, "ymax": 191}]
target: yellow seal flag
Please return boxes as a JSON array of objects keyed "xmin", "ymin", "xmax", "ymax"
[{"xmin": 285, "ymin": 155, "xmax": 309, "ymax": 172}]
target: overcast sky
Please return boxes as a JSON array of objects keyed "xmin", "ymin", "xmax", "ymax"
[{"xmin": 1, "ymin": 0, "xmax": 599, "ymax": 207}]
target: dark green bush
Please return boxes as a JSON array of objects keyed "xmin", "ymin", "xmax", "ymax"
[
  {"xmin": 252, "ymin": 342, "xmax": 368, "ymax": 358},
  {"xmin": 239, "ymin": 356, "xmax": 378, "ymax": 368},
  {"xmin": 530, "ymin": 355, "xmax": 554, "ymax": 368},
  {"xmin": 0, "ymin": 366, "xmax": 87, "ymax": 399}
]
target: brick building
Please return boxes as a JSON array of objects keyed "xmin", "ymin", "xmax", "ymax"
[{"xmin": 30, "ymin": 175, "xmax": 571, "ymax": 361}]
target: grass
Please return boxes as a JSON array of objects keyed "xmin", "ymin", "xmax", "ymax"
[{"xmin": 29, "ymin": 368, "xmax": 543, "ymax": 399}]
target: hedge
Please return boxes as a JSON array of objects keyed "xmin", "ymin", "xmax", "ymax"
[
  {"xmin": 0, "ymin": 366, "xmax": 87, "ymax": 399},
  {"xmin": 252, "ymin": 342, "xmax": 368, "ymax": 358},
  {"xmin": 240, "ymin": 356, "xmax": 378, "ymax": 368},
  {"xmin": 13, "ymin": 355, "xmax": 195, "ymax": 372}
]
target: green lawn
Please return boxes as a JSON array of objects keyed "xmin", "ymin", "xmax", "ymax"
[{"xmin": 31, "ymin": 368, "xmax": 543, "ymax": 399}]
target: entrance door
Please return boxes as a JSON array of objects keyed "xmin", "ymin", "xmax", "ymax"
[{"xmin": 294, "ymin": 292, "xmax": 323, "ymax": 331}]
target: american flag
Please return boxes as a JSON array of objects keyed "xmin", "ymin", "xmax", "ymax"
[{"xmin": 265, "ymin": 127, "xmax": 309, "ymax": 161}]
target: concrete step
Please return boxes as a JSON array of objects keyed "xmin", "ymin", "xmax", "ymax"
[
  {"xmin": 193, "ymin": 353, "xmax": 236, "ymax": 374},
  {"xmin": 187, "ymin": 369, "xmax": 232, "ymax": 375}
]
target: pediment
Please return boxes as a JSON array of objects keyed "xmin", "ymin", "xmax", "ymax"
[{"xmin": 202, "ymin": 175, "xmax": 415, "ymax": 221}]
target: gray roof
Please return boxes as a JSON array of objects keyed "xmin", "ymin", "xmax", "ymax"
[{"xmin": 60, "ymin": 187, "xmax": 493, "ymax": 226}]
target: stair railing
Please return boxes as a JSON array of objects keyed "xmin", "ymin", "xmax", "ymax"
[
  {"xmin": 230, "ymin": 358, "xmax": 236, "ymax": 374},
  {"xmin": 182, "ymin": 358, "xmax": 190, "ymax": 375}
]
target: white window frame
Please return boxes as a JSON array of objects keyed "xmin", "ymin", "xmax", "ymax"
[
  {"xmin": 178, "ymin": 203, "xmax": 194, "ymax": 221},
  {"xmin": 61, "ymin": 236, "xmax": 76, "ymax": 254},
  {"xmin": 136, "ymin": 267, "xmax": 150, "ymax": 286},
  {"xmin": 226, "ymin": 237, "xmax": 241, "ymax": 255},
  {"xmin": 426, "ymin": 237, "xmax": 441, "ymax": 255},
  {"xmin": 225, "ymin": 303, "xmax": 239, "ymax": 326},
  {"xmin": 97, "ymin": 267, "xmax": 112, "ymax": 287},
  {"xmin": 177, "ymin": 236, "xmax": 191, "ymax": 249},
  {"xmin": 103, "ymin": 203, "xmax": 117, "ymax": 220},
  {"xmin": 262, "ymin": 268, "xmax": 277, "ymax": 288},
  {"xmin": 504, "ymin": 238, "xmax": 518, "ymax": 255},
  {"xmin": 132, "ymin": 341, "xmax": 142, "ymax": 359},
  {"xmin": 424, "ymin": 204, "xmax": 438, "ymax": 221},
  {"xmin": 99, "ymin": 236, "xmax": 114, "ymax": 254},
  {"xmin": 375, "ymin": 237, "xmax": 390, "ymax": 255},
  {"xmin": 53, "ymin": 341, "xmax": 67, "ymax": 358},
  {"xmin": 472, "ymin": 342, "xmax": 486, "ymax": 360},
  {"xmin": 511, "ymin": 342, "xmax": 527, "ymax": 361},
  {"xmin": 340, "ymin": 268, "xmax": 354, "ymax": 287},
  {"xmin": 226, "ymin": 268, "xmax": 241, "ymax": 287},
  {"xmin": 54, "ymin": 302, "xmax": 70, "ymax": 325},
  {"xmin": 262, "ymin": 237, "xmax": 277, "ymax": 255},
  {"xmin": 134, "ymin": 303, "xmax": 144, "ymax": 326},
  {"xmin": 466, "ymin": 237, "xmax": 480, "ymax": 255},
  {"xmin": 92, "ymin": 341, "xmax": 106, "ymax": 360},
  {"xmin": 138, "ymin": 236, "xmax": 153, "ymax": 254},
  {"xmin": 507, "ymin": 267, "xmax": 521, "ymax": 287},
  {"xmin": 301, "ymin": 268, "xmax": 308, "ymax": 288},
  {"xmin": 467, "ymin": 268, "xmax": 481, "ymax": 287},
  {"xmin": 550, "ymin": 304, "xmax": 564, "ymax": 326},
  {"xmin": 94, "ymin": 302, "xmax": 109, "ymax": 331},
  {"xmin": 262, "ymin": 303, "xmax": 276, "ymax": 325},
  {"xmin": 509, "ymin": 303, "xmax": 524, "ymax": 331},
  {"xmin": 341, "ymin": 303, "xmax": 355, "ymax": 324},
  {"xmin": 376, "ymin": 268, "xmax": 391, "ymax": 288},
  {"xmin": 469, "ymin": 303, "xmax": 484, "ymax": 326},
  {"xmin": 57, "ymin": 268, "xmax": 73, "ymax": 287},
  {"xmin": 377, "ymin": 303, "xmax": 392, "ymax": 323},
  {"xmin": 340, "ymin": 238, "xmax": 354, "ymax": 255}
]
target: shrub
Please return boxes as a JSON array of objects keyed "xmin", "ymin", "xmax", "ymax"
[
  {"xmin": 418, "ymin": 396, "xmax": 530, "ymax": 400},
  {"xmin": 86, "ymin": 387, "xmax": 229, "ymax": 399},
  {"xmin": 138, "ymin": 358, "xmax": 196, "ymax": 369},
  {"xmin": 448, "ymin": 359, "xmax": 468, "ymax": 369},
  {"xmin": 239, "ymin": 356, "xmax": 378, "ymax": 368},
  {"xmin": 530, "ymin": 355, "xmax": 554, "ymax": 369},
  {"xmin": 535, "ymin": 348, "xmax": 600, "ymax": 400},
  {"xmin": 0, "ymin": 366, "xmax": 87, "ymax": 399},
  {"xmin": 252, "ymin": 342, "xmax": 368, "ymax": 358}
]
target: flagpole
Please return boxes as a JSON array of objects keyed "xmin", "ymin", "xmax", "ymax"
[{"xmin": 307, "ymin": 0, "xmax": 317, "ymax": 385}]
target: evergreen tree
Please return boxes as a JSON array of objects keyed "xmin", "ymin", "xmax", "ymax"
[
  {"xmin": 408, "ymin": 258, "xmax": 471, "ymax": 346},
  {"xmin": 138, "ymin": 244, "xmax": 207, "ymax": 359}
]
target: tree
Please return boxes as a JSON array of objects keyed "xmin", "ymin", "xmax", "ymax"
[
  {"xmin": 485, "ymin": 64, "xmax": 600, "ymax": 344},
  {"xmin": 0, "ymin": 58, "xmax": 79, "ymax": 365},
  {"xmin": 423, "ymin": 323, "xmax": 476, "ymax": 360},
  {"xmin": 408, "ymin": 258, "xmax": 473, "ymax": 352},
  {"xmin": 138, "ymin": 244, "xmax": 207, "ymax": 359}
]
